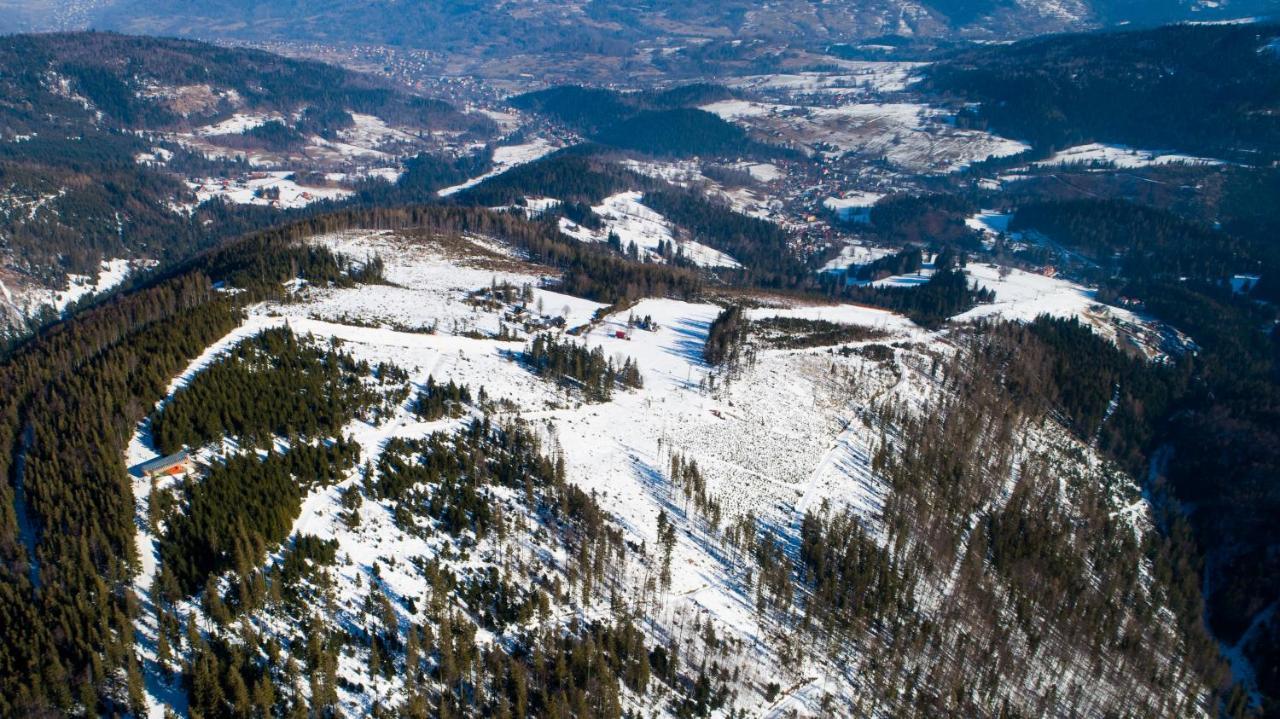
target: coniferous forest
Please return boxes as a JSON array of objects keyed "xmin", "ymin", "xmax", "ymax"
[
  {"xmin": 525, "ymin": 333, "xmax": 643, "ymax": 402},
  {"xmin": 151, "ymin": 327, "xmax": 407, "ymax": 453}
]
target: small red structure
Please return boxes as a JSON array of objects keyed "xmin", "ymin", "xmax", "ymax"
[
  {"xmin": 615, "ymin": 330, "xmax": 629, "ymax": 340},
  {"xmin": 136, "ymin": 451, "xmax": 194, "ymax": 479}
]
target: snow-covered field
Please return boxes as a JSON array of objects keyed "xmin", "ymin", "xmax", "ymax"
[
  {"xmin": 698, "ymin": 99, "xmax": 793, "ymax": 121},
  {"xmin": 0, "ymin": 257, "xmax": 139, "ymax": 320},
  {"xmin": 701, "ymin": 98, "xmax": 1030, "ymax": 173},
  {"xmin": 621, "ymin": 159, "xmax": 784, "ymax": 223},
  {"xmin": 188, "ymin": 171, "xmax": 352, "ymax": 209},
  {"xmin": 1033, "ymin": 143, "xmax": 1223, "ymax": 168},
  {"xmin": 740, "ymin": 161, "xmax": 782, "ymax": 182},
  {"xmin": 55, "ymin": 258, "xmax": 135, "ymax": 308},
  {"xmin": 195, "ymin": 113, "xmax": 284, "ymax": 136},
  {"xmin": 965, "ymin": 209, "xmax": 1013, "ymax": 237},
  {"xmin": 958, "ymin": 263, "xmax": 1192, "ymax": 359},
  {"xmin": 324, "ymin": 166, "xmax": 404, "ymax": 184},
  {"xmin": 745, "ymin": 300, "xmax": 923, "ymax": 338},
  {"xmin": 310, "ymin": 229, "xmax": 603, "ymax": 332},
  {"xmin": 823, "ymin": 191, "xmax": 883, "ymax": 223},
  {"xmin": 819, "ymin": 240, "xmax": 896, "ymax": 272},
  {"xmin": 557, "ymin": 191, "xmax": 742, "ymax": 268},
  {"xmin": 437, "ymin": 138, "xmax": 561, "ymax": 196},
  {"xmin": 337, "ymin": 113, "xmax": 422, "ymax": 148},
  {"xmin": 726, "ymin": 63, "xmax": 925, "ymax": 97}
]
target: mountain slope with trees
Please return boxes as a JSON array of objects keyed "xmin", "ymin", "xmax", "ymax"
[
  {"xmin": 0, "ymin": 32, "xmax": 492, "ymax": 336},
  {"xmin": 926, "ymin": 22, "xmax": 1280, "ymax": 163}
]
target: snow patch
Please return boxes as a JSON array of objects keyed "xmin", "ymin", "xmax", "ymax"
[
  {"xmin": 437, "ymin": 138, "xmax": 560, "ymax": 196},
  {"xmin": 559, "ymin": 191, "xmax": 742, "ymax": 268},
  {"xmin": 1034, "ymin": 143, "xmax": 1223, "ymax": 169},
  {"xmin": 188, "ymin": 171, "xmax": 352, "ymax": 208}
]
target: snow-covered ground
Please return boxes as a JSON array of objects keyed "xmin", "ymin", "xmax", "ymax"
[
  {"xmin": 869, "ymin": 268, "xmax": 935, "ymax": 288},
  {"xmin": 437, "ymin": 138, "xmax": 560, "ymax": 196},
  {"xmin": 823, "ymin": 191, "xmax": 883, "ymax": 223},
  {"xmin": 310, "ymin": 229, "xmax": 604, "ymax": 332},
  {"xmin": 337, "ymin": 113, "xmax": 422, "ymax": 148},
  {"xmin": 820, "ymin": 241, "xmax": 896, "ymax": 272},
  {"xmin": 188, "ymin": 171, "xmax": 352, "ymax": 208},
  {"xmin": 324, "ymin": 167, "xmax": 405, "ymax": 184},
  {"xmin": 741, "ymin": 162, "xmax": 782, "ymax": 182},
  {"xmin": 957, "ymin": 263, "xmax": 1192, "ymax": 359},
  {"xmin": 1033, "ymin": 143, "xmax": 1223, "ymax": 168},
  {"xmin": 698, "ymin": 99, "xmax": 794, "ymax": 121},
  {"xmin": 0, "ymin": 258, "xmax": 139, "ymax": 320},
  {"xmin": 621, "ymin": 158, "xmax": 785, "ymax": 224},
  {"xmin": 965, "ymin": 209, "xmax": 1013, "ymax": 237},
  {"xmin": 745, "ymin": 300, "xmax": 923, "ymax": 338},
  {"xmin": 700, "ymin": 98, "xmax": 1030, "ymax": 173},
  {"xmin": 195, "ymin": 113, "xmax": 284, "ymax": 136},
  {"xmin": 123, "ymin": 228, "xmax": 1206, "ymax": 717},
  {"xmin": 958, "ymin": 264, "xmax": 1105, "ymax": 324},
  {"xmin": 557, "ymin": 191, "xmax": 742, "ymax": 268},
  {"xmin": 55, "ymin": 258, "xmax": 134, "ymax": 308},
  {"xmin": 727, "ymin": 63, "xmax": 925, "ymax": 96}
]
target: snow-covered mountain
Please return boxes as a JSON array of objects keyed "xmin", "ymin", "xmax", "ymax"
[
  {"xmin": 113, "ymin": 223, "xmax": 1216, "ymax": 718},
  {"xmin": 0, "ymin": 16, "xmax": 1276, "ymax": 719},
  {"xmin": 5, "ymin": 0, "xmax": 1275, "ymax": 49}
]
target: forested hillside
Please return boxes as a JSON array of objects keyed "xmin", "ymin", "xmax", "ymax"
[
  {"xmin": 1010, "ymin": 199, "xmax": 1256, "ymax": 283},
  {"xmin": 511, "ymin": 86, "xmax": 789, "ymax": 159},
  {"xmin": 0, "ymin": 201, "xmax": 707, "ymax": 714},
  {"xmin": 0, "ymin": 33, "xmax": 482, "ymax": 138},
  {"xmin": 996, "ymin": 192, "xmax": 1280, "ymax": 716},
  {"xmin": 927, "ymin": 23, "xmax": 1280, "ymax": 163},
  {"xmin": 0, "ymin": 32, "xmax": 492, "ymax": 332},
  {"xmin": 0, "ymin": 204, "xmax": 1235, "ymax": 716},
  {"xmin": 0, "ymin": 220, "xmax": 351, "ymax": 716}
]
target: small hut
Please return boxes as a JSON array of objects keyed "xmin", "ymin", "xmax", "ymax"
[{"xmin": 136, "ymin": 451, "xmax": 193, "ymax": 479}]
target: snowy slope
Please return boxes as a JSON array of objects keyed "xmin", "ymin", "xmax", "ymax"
[
  {"xmin": 124, "ymin": 228, "xmax": 1211, "ymax": 718},
  {"xmin": 558, "ymin": 191, "xmax": 742, "ymax": 268},
  {"xmin": 188, "ymin": 172, "xmax": 352, "ymax": 208},
  {"xmin": 437, "ymin": 138, "xmax": 561, "ymax": 196}
]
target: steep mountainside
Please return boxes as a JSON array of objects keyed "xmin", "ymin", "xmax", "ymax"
[{"xmin": 0, "ymin": 206, "xmax": 1226, "ymax": 718}]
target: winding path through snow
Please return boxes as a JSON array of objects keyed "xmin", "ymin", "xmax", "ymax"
[
  {"xmin": 127, "ymin": 311, "xmax": 530, "ymax": 716},
  {"xmin": 128, "ymin": 314, "xmax": 286, "ymax": 718}
]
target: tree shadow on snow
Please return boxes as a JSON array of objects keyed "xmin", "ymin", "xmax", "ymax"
[{"xmin": 662, "ymin": 317, "xmax": 711, "ymax": 372}]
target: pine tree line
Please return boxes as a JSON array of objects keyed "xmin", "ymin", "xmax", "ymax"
[
  {"xmin": 151, "ymin": 326, "xmax": 407, "ymax": 453},
  {"xmin": 0, "ymin": 206, "xmax": 388, "ymax": 714},
  {"xmin": 703, "ymin": 305, "xmax": 746, "ymax": 367},
  {"xmin": 411, "ymin": 376, "xmax": 474, "ymax": 422},
  {"xmin": 524, "ymin": 333, "xmax": 642, "ymax": 402}
]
